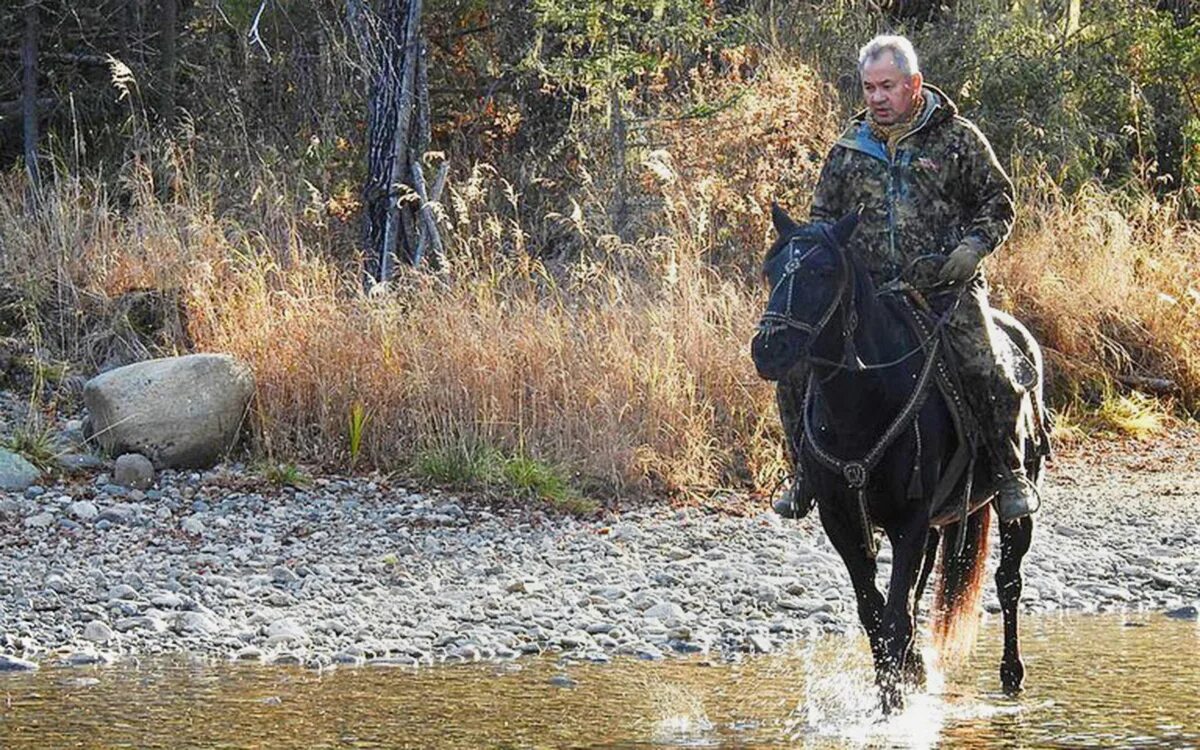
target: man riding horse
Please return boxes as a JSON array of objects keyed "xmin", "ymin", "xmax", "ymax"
[{"xmin": 774, "ymin": 34, "xmax": 1041, "ymax": 524}]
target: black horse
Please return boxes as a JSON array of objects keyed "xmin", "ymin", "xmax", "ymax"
[{"xmin": 750, "ymin": 205, "xmax": 1045, "ymax": 713}]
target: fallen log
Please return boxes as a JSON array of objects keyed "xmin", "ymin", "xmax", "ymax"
[{"xmin": 1116, "ymin": 375, "xmax": 1178, "ymax": 394}]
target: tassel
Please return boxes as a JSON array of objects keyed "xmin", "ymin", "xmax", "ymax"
[
  {"xmin": 907, "ymin": 425, "xmax": 924, "ymax": 500},
  {"xmin": 907, "ymin": 462, "xmax": 924, "ymax": 500},
  {"xmin": 954, "ymin": 457, "xmax": 976, "ymax": 556},
  {"xmin": 858, "ymin": 488, "xmax": 878, "ymax": 559}
]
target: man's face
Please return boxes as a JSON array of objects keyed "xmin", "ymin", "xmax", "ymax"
[{"xmin": 861, "ymin": 51, "xmax": 922, "ymax": 125}]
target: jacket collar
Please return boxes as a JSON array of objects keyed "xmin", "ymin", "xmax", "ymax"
[{"xmin": 837, "ymin": 84, "xmax": 958, "ymax": 159}]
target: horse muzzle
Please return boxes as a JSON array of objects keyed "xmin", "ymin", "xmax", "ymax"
[{"xmin": 751, "ymin": 322, "xmax": 808, "ymax": 382}]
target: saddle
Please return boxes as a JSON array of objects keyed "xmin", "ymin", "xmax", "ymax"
[
  {"xmin": 891, "ymin": 290, "xmax": 1048, "ymax": 533},
  {"xmin": 801, "ymin": 287, "xmax": 1048, "ymax": 558}
]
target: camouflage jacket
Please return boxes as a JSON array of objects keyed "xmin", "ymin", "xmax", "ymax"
[{"xmin": 810, "ymin": 85, "xmax": 1015, "ymax": 282}]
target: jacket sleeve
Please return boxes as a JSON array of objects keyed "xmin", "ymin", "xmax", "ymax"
[
  {"xmin": 956, "ymin": 120, "xmax": 1015, "ymax": 257},
  {"xmin": 809, "ymin": 146, "xmax": 847, "ymax": 225}
]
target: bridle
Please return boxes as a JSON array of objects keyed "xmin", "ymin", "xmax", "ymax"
[
  {"xmin": 755, "ymin": 224, "xmax": 970, "ymax": 558},
  {"xmin": 757, "ymin": 228, "xmax": 959, "ymax": 374},
  {"xmin": 758, "ymin": 224, "xmax": 849, "ymax": 342}
]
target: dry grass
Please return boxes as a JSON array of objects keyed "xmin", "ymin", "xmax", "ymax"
[
  {"xmin": 0, "ymin": 56, "xmax": 1196, "ymax": 501},
  {"xmin": 989, "ymin": 175, "xmax": 1200, "ymax": 412}
]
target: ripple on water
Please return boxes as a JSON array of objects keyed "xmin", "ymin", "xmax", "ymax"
[{"xmin": 0, "ymin": 615, "xmax": 1196, "ymax": 749}]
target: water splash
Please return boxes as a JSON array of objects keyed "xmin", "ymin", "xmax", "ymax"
[
  {"xmin": 785, "ymin": 639, "xmax": 966, "ymax": 749},
  {"xmin": 649, "ymin": 681, "xmax": 717, "ymax": 746}
]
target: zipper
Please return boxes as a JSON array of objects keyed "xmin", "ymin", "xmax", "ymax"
[
  {"xmin": 885, "ymin": 106, "xmax": 933, "ymax": 265},
  {"xmin": 887, "ymin": 151, "xmax": 898, "ymax": 263}
]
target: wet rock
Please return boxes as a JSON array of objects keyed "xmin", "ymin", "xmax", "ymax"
[
  {"xmin": 0, "ymin": 654, "xmax": 38, "ymax": 671},
  {"xmin": 1165, "ymin": 605, "xmax": 1198, "ymax": 620}
]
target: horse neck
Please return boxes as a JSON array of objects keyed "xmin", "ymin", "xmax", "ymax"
[{"xmin": 809, "ymin": 269, "xmax": 917, "ymax": 436}]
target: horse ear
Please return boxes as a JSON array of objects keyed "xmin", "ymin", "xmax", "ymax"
[
  {"xmin": 831, "ymin": 207, "xmax": 861, "ymax": 245},
  {"xmin": 771, "ymin": 202, "xmax": 799, "ymax": 238}
]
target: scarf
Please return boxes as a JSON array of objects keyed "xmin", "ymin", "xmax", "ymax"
[{"xmin": 867, "ymin": 92, "xmax": 927, "ymax": 156}]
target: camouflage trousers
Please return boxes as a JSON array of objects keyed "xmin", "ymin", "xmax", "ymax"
[
  {"xmin": 940, "ymin": 282, "xmax": 1026, "ymax": 476},
  {"xmin": 775, "ymin": 281, "xmax": 1026, "ymax": 479}
]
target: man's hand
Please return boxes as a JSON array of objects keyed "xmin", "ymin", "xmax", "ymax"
[{"xmin": 939, "ymin": 245, "xmax": 983, "ymax": 284}]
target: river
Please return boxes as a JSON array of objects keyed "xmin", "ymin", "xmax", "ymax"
[{"xmin": 2, "ymin": 614, "xmax": 1196, "ymax": 749}]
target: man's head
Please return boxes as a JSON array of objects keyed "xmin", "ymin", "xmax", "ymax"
[{"xmin": 857, "ymin": 35, "xmax": 923, "ymax": 126}]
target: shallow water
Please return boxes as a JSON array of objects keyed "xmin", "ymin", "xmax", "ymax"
[{"xmin": 1, "ymin": 615, "xmax": 1196, "ymax": 749}]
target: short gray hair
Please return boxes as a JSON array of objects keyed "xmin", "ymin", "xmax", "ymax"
[{"xmin": 857, "ymin": 35, "xmax": 920, "ymax": 77}]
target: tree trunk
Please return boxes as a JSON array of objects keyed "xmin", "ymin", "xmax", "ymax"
[
  {"xmin": 160, "ymin": 0, "xmax": 177, "ymax": 121},
  {"xmin": 22, "ymin": 0, "xmax": 41, "ymax": 201},
  {"xmin": 1064, "ymin": 0, "xmax": 1080, "ymax": 38},
  {"xmin": 360, "ymin": 0, "xmax": 440, "ymax": 283},
  {"xmin": 609, "ymin": 84, "xmax": 628, "ymax": 238}
]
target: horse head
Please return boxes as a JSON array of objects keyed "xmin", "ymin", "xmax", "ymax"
[{"xmin": 750, "ymin": 204, "xmax": 860, "ymax": 382}]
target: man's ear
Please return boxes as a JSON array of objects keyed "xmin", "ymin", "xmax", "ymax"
[
  {"xmin": 831, "ymin": 208, "xmax": 860, "ymax": 246},
  {"xmin": 771, "ymin": 202, "xmax": 799, "ymax": 238}
]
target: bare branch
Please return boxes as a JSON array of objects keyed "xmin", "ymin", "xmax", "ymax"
[{"xmin": 248, "ymin": 0, "xmax": 271, "ymax": 62}]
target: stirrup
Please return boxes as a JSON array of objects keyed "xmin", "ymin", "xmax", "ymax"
[{"xmin": 996, "ymin": 473, "xmax": 1040, "ymax": 522}]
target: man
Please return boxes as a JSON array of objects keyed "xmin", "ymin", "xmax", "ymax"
[{"xmin": 773, "ymin": 34, "xmax": 1039, "ymax": 523}]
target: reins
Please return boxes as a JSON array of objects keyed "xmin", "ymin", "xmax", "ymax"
[{"xmin": 759, "ymin": 233, "xmax": 972, "ymax": 558}]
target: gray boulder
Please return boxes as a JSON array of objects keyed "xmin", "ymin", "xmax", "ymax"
[
  {"xmin": 83, "ymin": 354, "xmax": 254, "ymax": 469},
  {"xmin": 114, "ymin": 453, "xmax": 155, "ymax": 490},
  {"xmin": 0, "ymin": 448, "xmax": 40, "ymax": 491}
]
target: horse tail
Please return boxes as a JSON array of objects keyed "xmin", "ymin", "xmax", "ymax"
[{"xmin": 931, "ymin": 504, "xmax": 992, "ymax": 665}]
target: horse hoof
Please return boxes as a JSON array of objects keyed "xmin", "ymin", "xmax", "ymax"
[
  {"xmin": 1000, "ymin": 661, "xmax": 1025, "ymax": 695},
  {"xmin": 902, "ymin": 655, "xmax": 927, "ymax": 691},
  {"xmin": 879, "ymin": 684, "xmax": 906, "ymax": 715}
]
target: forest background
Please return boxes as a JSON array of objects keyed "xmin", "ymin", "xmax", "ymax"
[{"xmin": 1, "ymin": 0, "xmax": 1197, "ymax": 508}]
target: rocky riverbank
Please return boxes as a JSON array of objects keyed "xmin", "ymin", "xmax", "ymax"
[{"xmin": 1, "ymin": 393, "xmax": 1197, "ymax": 672}]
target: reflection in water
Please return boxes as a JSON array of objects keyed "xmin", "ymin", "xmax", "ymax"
[{"xmin": 0, "ymin": 615, "xmax": 1196, "ymax": 749}]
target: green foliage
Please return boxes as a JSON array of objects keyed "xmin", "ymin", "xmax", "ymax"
[
  {"xmin": 775, "ymin": 0, "xmax": 1199, "ymax": 197},
  {"xmin": 413, "ymin": 442, "xmax": 596, "ymax": 514},
  {"xmin": 528, "ymin": 0, "xmax": 740, "ymax": 105},
  {"xmin": 4, "ymin": 420, "xmax": 58, "ymax": 473},
  {"xmin": 348, "ymin": 402, "xmax": 370, "ymax": 467},
  {"xmin": 414, "ymin": 442, "xmax": 498, "ymax": 486},
  {"xmin": 262, "ymin": 462, "xmax": 311, "ymax": 488}
]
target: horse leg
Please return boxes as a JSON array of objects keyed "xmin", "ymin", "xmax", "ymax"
[
  {"xmin": 877, "ymin": 517, "xmax": 930, "ymax": 713},
  {"xmin": 820, "ymin": 504, "xmax": 887, "ymax": 684},
  {"xmin": 997, "ymin": 516, "xmax": 1033, "ymax": 694},
  {"xmin": 902, "ymin": 530, "xmax": 941, "ymax": 691}
]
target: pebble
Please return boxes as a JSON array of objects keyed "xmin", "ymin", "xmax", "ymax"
[
  {"xmin": 1165, "ymin": 605, "xmax": 1198, "ymax": 620},
  {"xmin": 181, "ymin": 515, "xmax": 205, "ymax": 535},
  {"xmin": 83, "ymin": 621, "xmax": 115, "ymax": 643},
  {"xmin": 69, "ymin": 500, "xmax": 99, "ymax": 521},
  {"xmin": 114, "ymin": 453, "xmax": 155, "ymax": 490},
  {"xmin": 25, "ymin": 512, "xmax": 55, "ymax": 529},
  {"xmin": 0, "ymin": 411, "xmax": 1195, "ymax": 673},
  {"xmin": 0, "ymin": 654, "xmax": 39, "ymax": 671}
]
